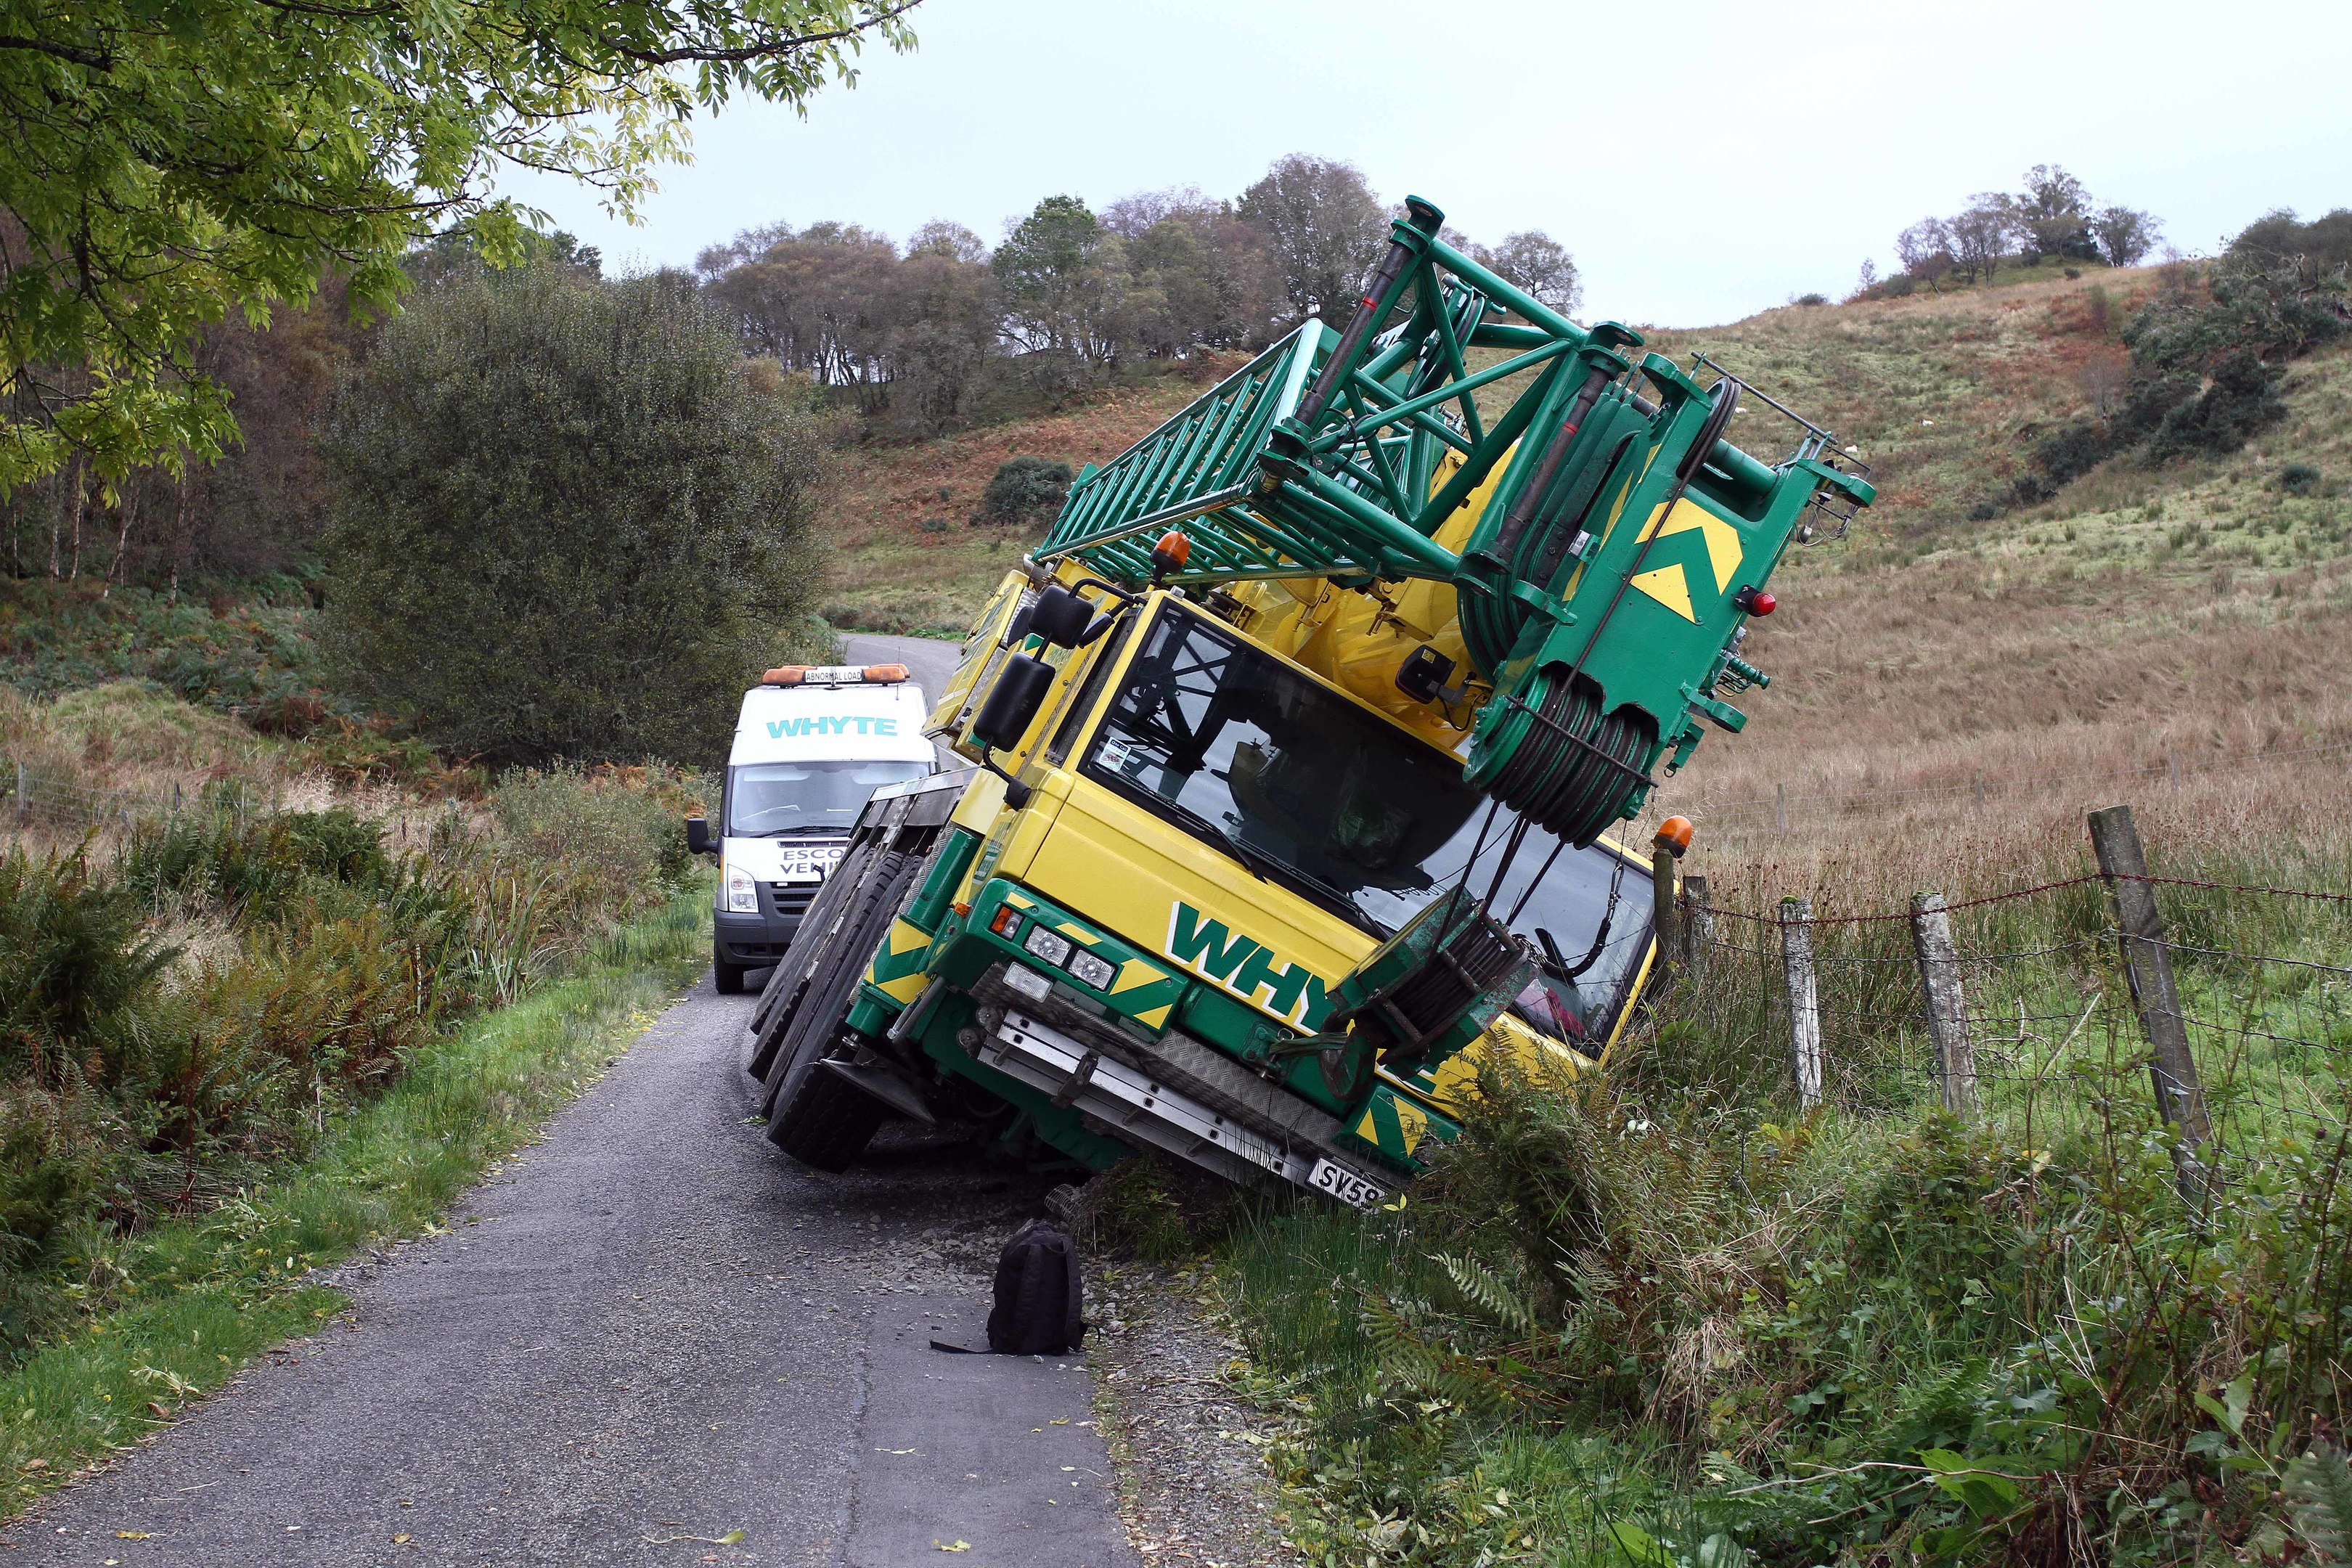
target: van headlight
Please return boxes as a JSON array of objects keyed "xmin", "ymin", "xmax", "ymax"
[{"xmin": 724, "ymin": 862, "xmax": 759, "ymax": 913}]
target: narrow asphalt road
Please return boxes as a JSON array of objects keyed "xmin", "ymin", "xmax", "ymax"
[
  {"xmin": 3, "ymin": 977, "xmax": 1139, "ymax": 1568},
  {"xmin": 838, "ymin": 635, "xmax": 960, "ymax": 704}
]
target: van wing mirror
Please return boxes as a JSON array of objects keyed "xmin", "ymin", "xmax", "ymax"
[{"xmin": 685, "ymin": 815, "xmax": 715, "ymax": 856}]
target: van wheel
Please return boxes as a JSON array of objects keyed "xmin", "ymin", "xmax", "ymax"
[
  {"xmin": 769, "ymin": 1047, "xmax": 891, "ymax": 1172},
  {"xmin": 714, "ymin": 942, "xmax": 750, "ymax": 995}
]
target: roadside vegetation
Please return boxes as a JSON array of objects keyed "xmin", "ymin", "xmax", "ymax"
[
  {"xmin": 1207, "ymin": 800, "xmax": 2352, "ymax": 1568},
  {"xmin": 0, "ymin": 681, "xmax": 708, "ymax": 1371},
  {"xmin": 0, "ymin": 878, "xmax": 711, "ymax": 1515}
]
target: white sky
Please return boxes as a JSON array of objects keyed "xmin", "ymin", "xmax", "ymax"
[{"xmin": 502, "ymin": 0, "xmax": 2352, "ymax": 329}]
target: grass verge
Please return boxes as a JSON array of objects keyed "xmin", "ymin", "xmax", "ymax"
[{"xmin": 0, "ymin": 884, "xmax": 710, "ymax": 1520}]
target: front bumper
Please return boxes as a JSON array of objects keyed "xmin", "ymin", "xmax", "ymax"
[
  {"xmin": 714, "ymin": 880, "xmax": 821, "ymax": 966},
  {"xmin": 963, "ymin": 965, "xmax": 1392, "ymax": 1209}
]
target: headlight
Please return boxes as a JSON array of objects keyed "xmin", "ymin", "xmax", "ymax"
[
  {"xmin": 724, "ymin": 862, "xmax": 759, "ymax": 913},
  {"xmin": 1066, "ymin": 948, "xmax": 1115, "ymax": 990},
  {"xmin": 1022, "ymin": 925, "xmax": 1073, "ymax": 967}
]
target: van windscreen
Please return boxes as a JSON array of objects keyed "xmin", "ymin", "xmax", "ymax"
[{"xmin": 727, "ymin": 761, "xmax": 930, "ymax": 835}]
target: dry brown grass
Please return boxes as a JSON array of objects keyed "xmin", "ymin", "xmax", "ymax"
[{"xmin": 820, "ymin": 360, "xmax": 1242, "ymax": 632}]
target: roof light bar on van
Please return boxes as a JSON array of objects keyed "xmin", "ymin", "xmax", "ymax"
[{"xmin": 760, "ymin": 663, "xmax": 911, "ymax": 687}]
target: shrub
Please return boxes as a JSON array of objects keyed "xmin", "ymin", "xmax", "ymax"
[
  {"xmin": 2281, "ymin": 462, "xmax": 2323, "ymax": 494},
  {"xmin": 489, "ymin": 762, "xmax": 700, "ymax": 936},
  {"xmin": 319, "ymin": 268, "xmax": 825, "ymax": 766},
  {"xmin": 971, "ymin": 456, "xmax": 1074, "ymax": 529},
  {"xmin": 1792, "ymin": 292, "xmax": 1829, "ymax": 307},
  {"xmin": 0, "ymin": 849, "xmax": 174, "ymax": 1091},
  {"xmin": 2033, "ymin": 419, "xmax": 2112, "ymax": 489},
  {"xmin": 2147, "ymin": 352, "xmax": 2289, "ymax": 461}
]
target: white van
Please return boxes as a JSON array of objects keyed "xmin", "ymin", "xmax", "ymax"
[{"xmin": 691, "ymin": 663, "xmax": 935, "ymax": 993}]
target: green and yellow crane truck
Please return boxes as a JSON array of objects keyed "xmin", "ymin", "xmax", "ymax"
[{"xmin": 735, "ymin": 197, "xmax": 1872, "ymax": 1207}]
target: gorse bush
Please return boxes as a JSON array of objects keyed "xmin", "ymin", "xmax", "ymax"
[{"xmin": 0, "ymin": 764, "xmax": 705, "ymax": 1368}]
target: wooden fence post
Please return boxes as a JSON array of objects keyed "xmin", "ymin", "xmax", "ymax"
[
  {"xmin": 1910, "ymin": 891, "xmax": 1976, "ymax": 1116},
  {"xmin": 1781, "ymin": 896, "xmax": 1822, "ymax": 1108},
  {"xmin": 12, "ymin": 760, "xmax": 22, "ymax": 828},
  {"xmin": 2087, "ymin": 805, "xmax": 2211, "ymax": 1194},
  {"xmin": 1679, "ymin": 874, "xmax": 1711, "ymax": 984},
  {"xmin": 1775, "ymin": 783, "xmax": 1787, "ymax": 834},
  {"xmin": 1650, "ymin": 844, "xmax": 1678, "ymax": 981}
]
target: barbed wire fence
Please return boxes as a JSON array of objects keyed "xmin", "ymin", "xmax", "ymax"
[{"xmin": 1648, "ymin": 802, "xmax": 2352, "ymax": 1197}]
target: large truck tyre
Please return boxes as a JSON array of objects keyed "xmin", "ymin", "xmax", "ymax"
[
  {"xmin": 745, "ymin": 841, "xmax": 877, "ymax": 1082},
  {"xmin": 764, "ymin": 852, "xmax": 925, "ymax": 1165},
  {"xmin": 767, "ymin": 1060, "xmax": 890, "ymax": 1173},
  {"xmin": 757, "ymin": 851, "xmax": 912, "ymax": 1121}
]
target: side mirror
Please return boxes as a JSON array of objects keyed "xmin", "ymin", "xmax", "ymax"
[
  {"xmin": 970, "ymin": 652, "xmax": 1055, "ymax": 754},
  {"xmin": 1028, "ymin": 584, "xmax": 1095, "ymax": 648},
  {"xmin": 685, "ymin": 815, "xmax": 715, "ymax": 856}
]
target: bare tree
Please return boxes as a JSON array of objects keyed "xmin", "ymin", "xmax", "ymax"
[
  {"xmin": 1897, "ymin": 218, "xmax": 1956, "ymax": 290},
  {"xmin": 2092, "ymin": 206, "xmax": 2161, "ymax": 268},
  {"xmin": 1946, "ymin": 196, "xmax": 2015, "ymax": 284},
  {"xmin": 907, "ymin": 220, "xmax": 987, "ymax": 264},
  {"xmin": 1476, "ymin": 230, "xmax": 1581, "ymax": 314},
  {"xmin": 1235, "ymin": 154, "xmax": 1388, "ymax": 322}
]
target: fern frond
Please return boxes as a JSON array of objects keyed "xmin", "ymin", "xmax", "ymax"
[
  {"xmin": 1434, "ymin": 1251, "xmax": 1537, "ymax": 1335},
  {"xmin": 2288, "ymin": 1443, "xmax": 2352, "ymax": 1567}
]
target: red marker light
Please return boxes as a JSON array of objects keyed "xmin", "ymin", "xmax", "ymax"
[{"xmin": 1735, "ymin": 586, "xmax": 1776, "ymax": 617}]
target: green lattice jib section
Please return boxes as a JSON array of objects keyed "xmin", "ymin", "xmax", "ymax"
[{"xmin": 1037, "ymin": 196, "xmax": 1877, "ymax": 847}]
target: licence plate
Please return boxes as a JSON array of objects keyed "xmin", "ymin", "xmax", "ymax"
[{"xmin": 1304, "ymin": 1157, "xmax": 1386, "ymax": 1211}]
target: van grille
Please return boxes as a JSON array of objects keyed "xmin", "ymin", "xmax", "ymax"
[{"xmin": 769, "ymin": 885, "xmax": 818, "ymax": 920}]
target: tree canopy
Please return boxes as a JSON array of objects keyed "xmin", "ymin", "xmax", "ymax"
[
  {"xmin": 0, "ymin": 0, "xmax": 917, "ymax": 493},
  {"xmin": 318, "ymin": 268, "xmax": 826, "ymax": 764}
]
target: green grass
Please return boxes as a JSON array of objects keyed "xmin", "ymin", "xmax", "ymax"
[{"xmin": 0, "ymin": 883, "xmax": 710, "ymax": 1519}]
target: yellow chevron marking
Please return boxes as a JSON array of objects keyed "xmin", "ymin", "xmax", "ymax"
[
  {"xmin": 887, "ymin": 919, "xmax": 929, "ymax": 956},
  {"xmin": 875, "ymin": 970, "xmax": 928, "ymax": 1003},
  {"xmin": 1637, "ymin": 499, "xmax": 1744, "ymax": 592},
  {"xmin": 1133, "ymin": 1003, "xmax": 1172, "ymax": 1029},
  {"xmin": 1629, "ymin": 563, "xmax": 1696, "ymax": 621},
  {"xmin": 1111, "ymin": 958, "xmax": 1165, "ymax": 996},
  {"xmin": 1352, "ymin": 1106, "xmax": 1381, "ymax": 1144},
  {"xmin": 1391, "ymin": 1096, "xmax": 1429, "ymax": 1156}
]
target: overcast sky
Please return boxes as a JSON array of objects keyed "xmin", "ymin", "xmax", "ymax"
[{"xmin": 501, "ymin": 0, "xmax": 2352, "ymax": 329}]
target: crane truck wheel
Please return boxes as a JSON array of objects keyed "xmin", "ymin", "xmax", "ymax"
[
  {"xmin": 745, "ymin": 841, "xmax": 878, "ymax": 1082},
  {"xmin": 767, "ymin": 1040, "xmax": 890, "ymax": 1172},
  {"xmin": 759, "ymin": 851, "xmax": 919, "ymax": 1130},
  {"xmin": 763, "ymin": 851, "xmax": 926, "ymax": 1164}
]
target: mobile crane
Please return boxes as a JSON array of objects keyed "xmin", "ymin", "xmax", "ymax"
[{"xmin": 737, "ymin": 197, "xmax": 1872, "ymax": 1206}]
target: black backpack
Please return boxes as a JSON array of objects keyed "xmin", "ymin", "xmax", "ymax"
[{"xmin": 986, "ymin": 1220, "xmax": 1085, "ymax": 1355}]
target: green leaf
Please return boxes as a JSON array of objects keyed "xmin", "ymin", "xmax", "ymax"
[
  {"xmin": 1608, "ymin": 1521, "xmax": 1675, "ymax": 1568},
  {"xmin": 1919, "ymin": 1450, "xmax": 2022, "ymax": 1521}
]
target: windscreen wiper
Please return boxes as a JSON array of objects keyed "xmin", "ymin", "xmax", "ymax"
[
  {"xmin": 1147, "ymin": 791, "xmax": 1376, "ymax": 934},
  {"xmin": 1214, "ymin": 822, "xmax": 1378, "ymax": 936}
]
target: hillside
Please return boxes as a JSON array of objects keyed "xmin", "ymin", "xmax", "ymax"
[{"xmin": 821, "ymin": 264, "xmax": 2352, "ymax": 890}]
